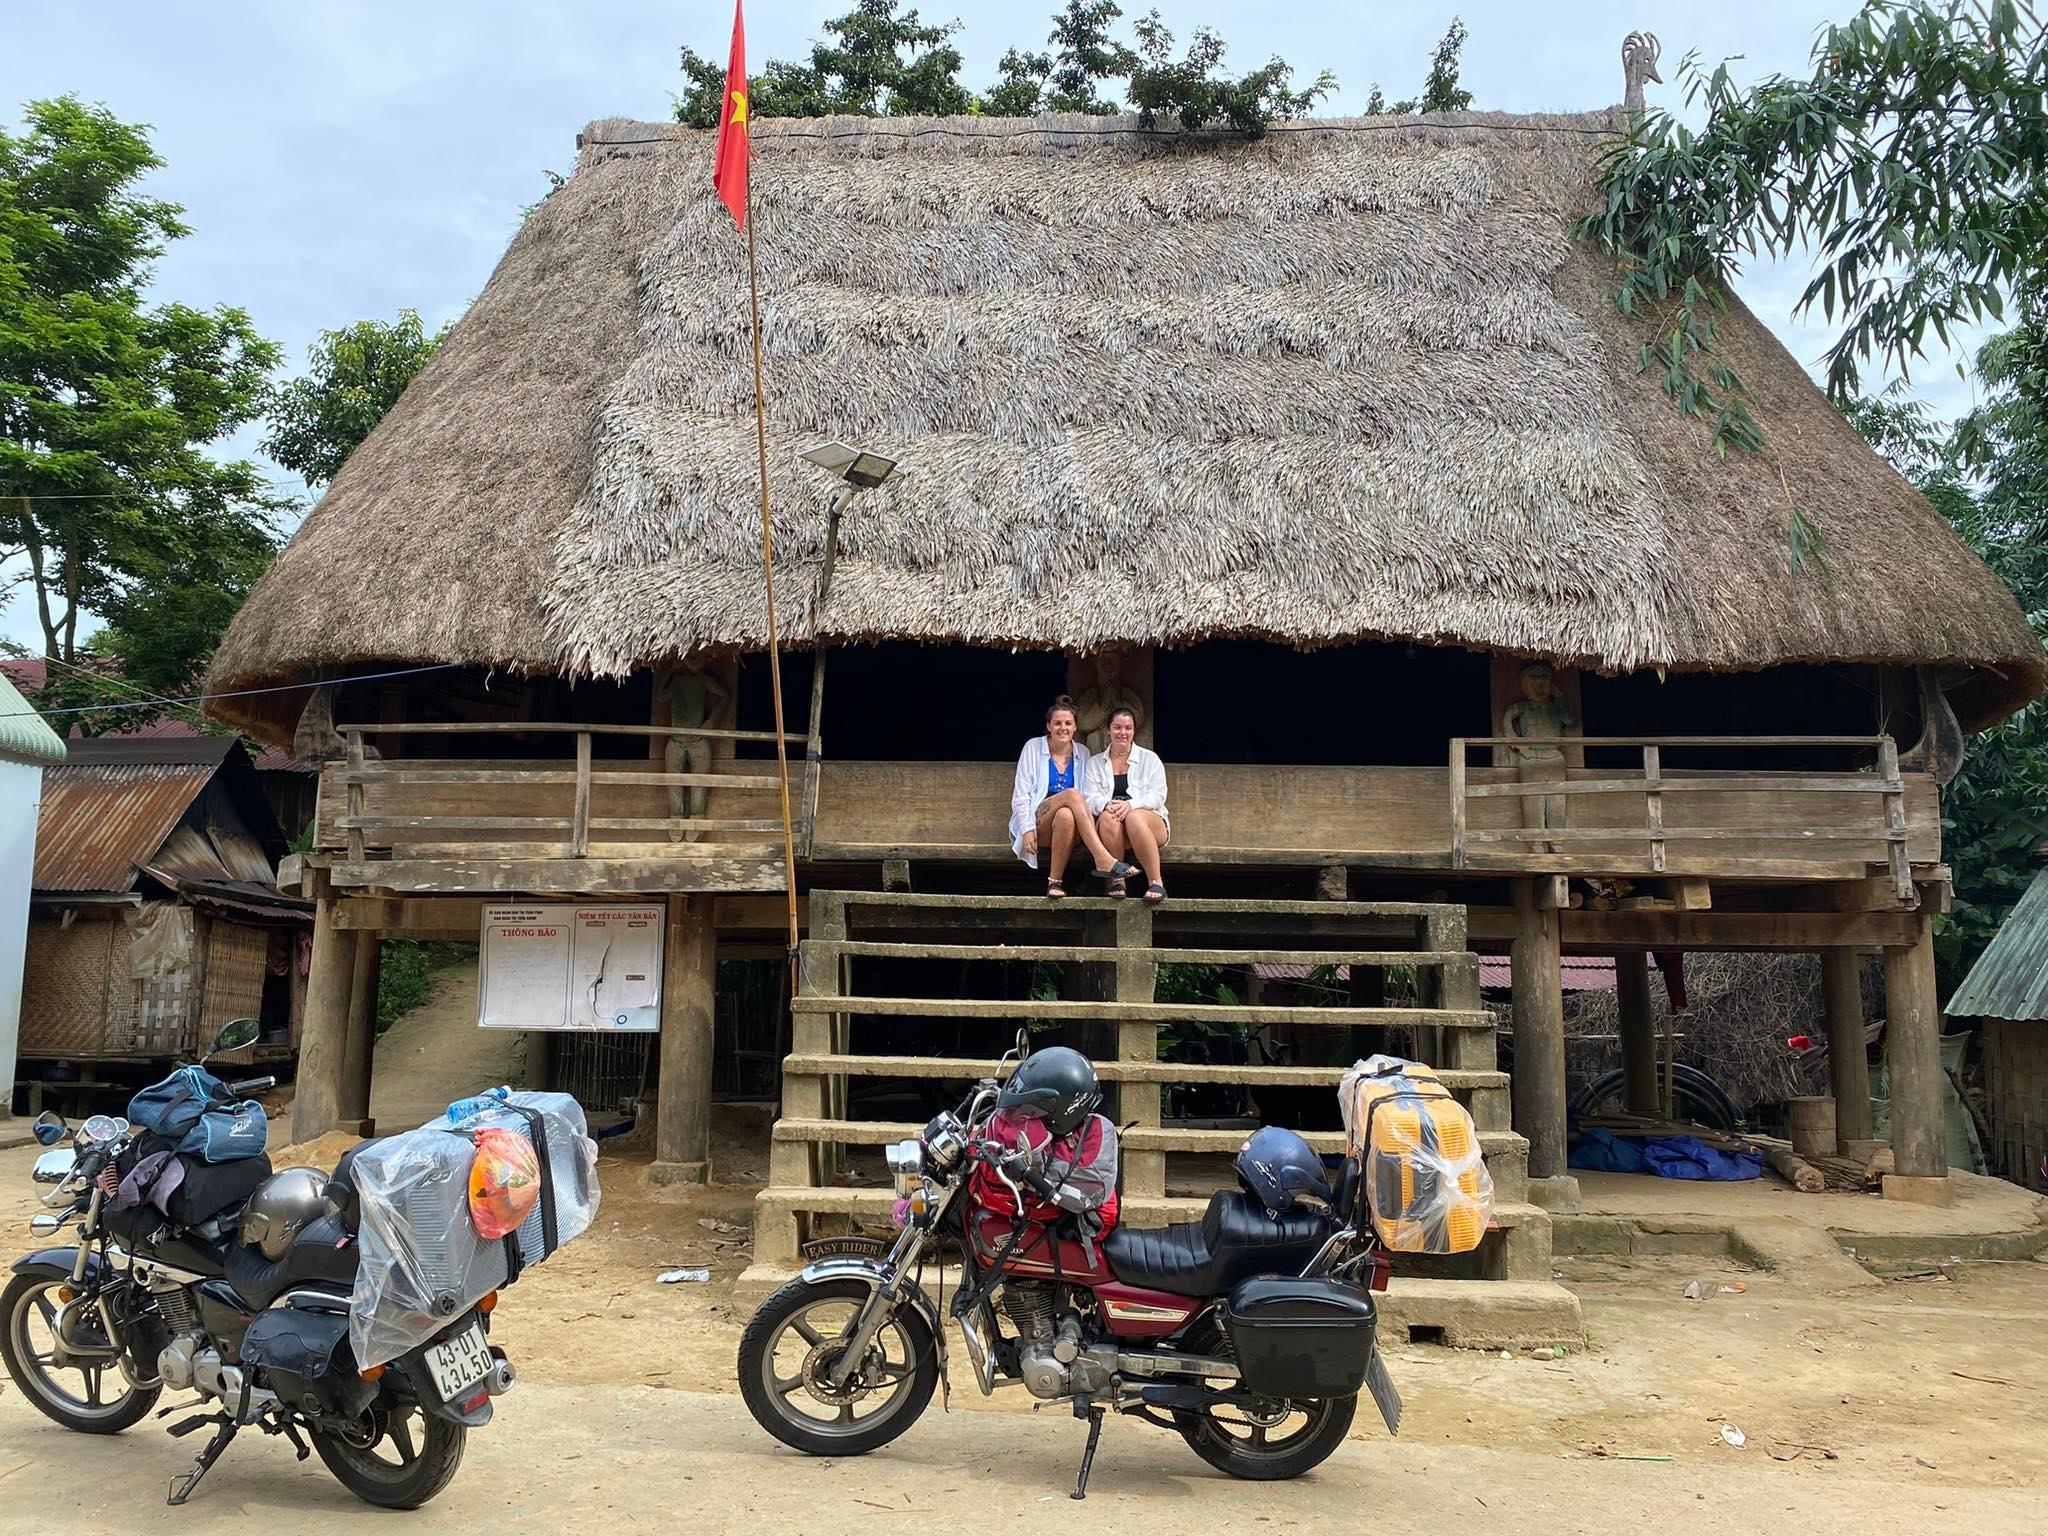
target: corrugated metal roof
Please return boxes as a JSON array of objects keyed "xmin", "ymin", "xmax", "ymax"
[
  {"xmin": 0, "ymin": 671, "xmax": 66, "ymax": 763},
  {"xmin": 1947, "ymin": 867, "xmax": 2048, "ymax": 1022},
  {"xmin": 32, "ymin": 757, "xmax": 218, "ymax": 893}
]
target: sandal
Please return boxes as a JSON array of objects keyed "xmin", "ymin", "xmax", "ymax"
[
  {"xmin": 1046, "ymin": 878, "xmax": 1067, "ymax": 900},
  {"xmin": 1143, "ymin": 881, "xmax": 1166, "ymax": 905},
  {"xmin": 1091, "ymin": 859, "xmax": 1139, "ymax": 883}
]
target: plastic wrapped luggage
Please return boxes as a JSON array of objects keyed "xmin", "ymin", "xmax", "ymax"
[
  {"xmin": 1338, "ymin": 1055, "xmax": 1492, "ymax": 1254},
  {"xmin": 349, "ymin": 1091, "xmax": 601, "ymax": 1367}
]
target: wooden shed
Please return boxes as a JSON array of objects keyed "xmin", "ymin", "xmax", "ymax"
[{"xmin": 17, "ymin": 737, "xmax": 311, "ymax": 1107}]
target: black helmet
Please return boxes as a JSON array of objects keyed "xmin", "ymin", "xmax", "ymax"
[
  {"xmin": 1234, "ymin": 1127, "xmax": 1333, "ymax": 1218},
  {"xmin": 994, "ymin": 1046, "xmax": 1102, "ymax": 1137}
]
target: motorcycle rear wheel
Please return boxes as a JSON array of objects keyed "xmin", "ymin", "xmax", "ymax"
[
  {"xmin": 738, "ymin": 1277, "xmax": 937, "ymax": 1457},
  {"xmin": 0, "ymin": 1273, "xmax": 160, "ymax": 1434},
  {"xmin": 309, "ymin": 1398, "xmax": 466, "ymax": 1509},
  {"xmin": 1173, "ymin": 1392, "xmax": 1357, "ymax": 1481}
]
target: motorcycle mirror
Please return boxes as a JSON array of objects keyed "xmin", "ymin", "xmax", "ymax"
[
  {"xmin": 204, "ymin": 1016, "xmax": 261, "ymax": 1060},
  {"xmin": 31, "ymin": 1109, "xmax": 67, "ymax": 1147}
]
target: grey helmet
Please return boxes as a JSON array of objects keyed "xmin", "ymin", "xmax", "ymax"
[
  {"xmin": 239, "ymin": 1166, "xmax": 332, "ymax": 1260},
  {"xmin": 1234, "ymin": 1126, "xmax": 1334, "ymax": 1218},
  {"xmin": 994, "ymin": 1046, "xmax": 1102, "ymax": 1137}
]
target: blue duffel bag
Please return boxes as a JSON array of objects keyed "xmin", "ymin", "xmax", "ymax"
[{"xmin": 129, "ymin": 1065, "xmax": 269, "ymax": 1163}]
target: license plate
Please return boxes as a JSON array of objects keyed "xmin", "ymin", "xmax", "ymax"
[{"xmin": 424, "ymin": 1323, "xmax": 493, "ymax": 1402}]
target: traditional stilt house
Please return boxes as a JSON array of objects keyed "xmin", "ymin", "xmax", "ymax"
[{"xmin": 206, "ymin": 75, "xmax": 2042, "ymax": 1335}]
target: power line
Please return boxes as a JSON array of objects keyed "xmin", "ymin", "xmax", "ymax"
[
  {"xmin": 0, "ymin": 660, "xmax": 467, "ymax": 722},
  {"xmin": 32, "ymin": 651, "xmax": 213, "ymax": 729}
]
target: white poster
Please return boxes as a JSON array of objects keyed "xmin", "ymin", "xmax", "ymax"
[{"xmin": 479, "ymin": 904, "xmax": 664, "ymax": 1032}]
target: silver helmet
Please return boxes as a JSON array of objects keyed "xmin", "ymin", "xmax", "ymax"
[{"xmin": 238, "ymin": 1166, "xmax": 332, "ymax": 1260}]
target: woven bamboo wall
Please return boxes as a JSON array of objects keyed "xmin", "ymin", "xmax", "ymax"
[
  {"xmin": 198, "ymin": 920, "xmax": 269, "ymax": 1037},
  {"xmin": 19, "ymin": 917, "xmax": 120, "ymax": 1057}
]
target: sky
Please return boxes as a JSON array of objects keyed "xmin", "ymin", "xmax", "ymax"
[{"xmin": 0, "ymin": 1, "xmax": 1990, "ymax": 651}]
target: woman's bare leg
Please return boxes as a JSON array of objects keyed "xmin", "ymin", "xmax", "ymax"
[
  {"xmin": 1127, "ymin": 810, "xmax": 1166, "ymax": 887},
  {"xmin": 1041, "ymin": 787, "xmax": 1120, "ymax": 869},
  {"xmin": 1049, "ymin": 804, "xmax": 1078, "ymax": 878},
  {"xmin": 1097, "ymin": 812, "xmax": 1127, "ymax": 862}
]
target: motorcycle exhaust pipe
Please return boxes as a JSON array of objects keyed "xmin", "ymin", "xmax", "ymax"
[{"xmin": 1114, "ymin": 1349, "xmax": 1239, "ymax": 1382}]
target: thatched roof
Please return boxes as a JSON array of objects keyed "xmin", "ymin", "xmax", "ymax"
[{"xmin": 207, "ymin": 109, "xmax": 2044, "ymax": 744}]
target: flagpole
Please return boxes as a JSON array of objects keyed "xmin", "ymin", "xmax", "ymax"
[{"xmin": 743, "ymin": 158, "xmax": 803, "ymax": 985}]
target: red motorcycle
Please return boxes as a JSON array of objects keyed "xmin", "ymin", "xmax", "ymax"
[{"xmin": 737, "ymin": 1045, "xmax": 1400, "ymax": 1498}]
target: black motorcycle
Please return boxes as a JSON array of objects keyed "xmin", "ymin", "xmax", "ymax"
[{"xmin": 4, "ymin": 1019, "xmax": 513, "ymax": 1507}]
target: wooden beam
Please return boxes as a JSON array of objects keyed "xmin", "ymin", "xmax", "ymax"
[
  {"xmin": 1316, "ymin": 865, "xmax": 1348, "ymax": 901},
  {"xmin": 1533, "ymin": 875, "xmax": 1570, "ymax": 910},
  {"xmin": 789, "ymin": 995, "xmax": 1493, "ymax": 1028},
  {"xmin": 805, "ymin": 941, "xmax": 1467, "ymax": 968},
  {"xmin": 329, "ymin": 858, "xmax": 788, "ymax": 894},
  {"xmin": 1554, "ymin": 908, "xmax": 1923, "ymax": 951},
  {"xmin": 340, "ymin": 928, "xmax": 379, "ymax": 1123},
  {"xmin": 1668, "ymin": 876, "xmax": 1712, "ymax": 911}
]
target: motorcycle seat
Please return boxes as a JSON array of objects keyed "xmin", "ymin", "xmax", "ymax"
[
  {"xmin": 1102, "ymin": 1190, "xmax": 1331, "ymax": 1297},
  {"xmin": 223, "ymin": 1211, "xmax": 359, "ymax": 1311}
]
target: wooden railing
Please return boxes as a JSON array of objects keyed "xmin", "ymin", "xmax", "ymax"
[
  {"xmin": 331, "ymin": 721, "xmax": 798, "ymax": 861},
  {"xmin": 1448, "ymin": 735, "xmax": 1915, "ymax": 897}
]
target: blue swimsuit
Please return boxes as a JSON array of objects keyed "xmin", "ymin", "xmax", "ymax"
[{"xmin": 1046, "ymin": 753, "xmax": 1076, "ymax": 796}]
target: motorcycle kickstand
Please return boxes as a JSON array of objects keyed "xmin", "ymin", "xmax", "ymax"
[
  {"xmin": 1070, "ymin": 1402, "xmax": 1106, "ymax": 1501},
  {"xmin": 166, "ymin": 1416, "xmax": 238, "ymax": 1506}
]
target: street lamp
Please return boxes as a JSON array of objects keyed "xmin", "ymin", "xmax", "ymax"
[{"xmin": 800, "ymin": 440, "xmax": 899, "ymax": 610}]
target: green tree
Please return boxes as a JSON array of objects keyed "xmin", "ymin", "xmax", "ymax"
[
  {"xmin": 677, "ymin": 1, "xmax": 972, "ymax": 123},
  {"xmin": 1416, "ymin": 17, "xmax": 1474, "ymax": 112},
  {"xmin": 1576, "ymin": 1, "xmax": 2046, "ymax": 455},
  {"xmin": 1126, "ymin": 10, "xmax": 1335, "ymax": 135},
  {"xmin": 0, "ymin": 97, "xmax": 280, "ymax": 722},
  {"xmin": 1045, "ymin": 2, "xmax": 1141, "ymax": 112},
  {"xmin": 264, "ymin": 310, "xmax": 445, "ymax": 488}
]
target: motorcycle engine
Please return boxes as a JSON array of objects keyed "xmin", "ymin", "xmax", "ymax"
[
  {"xmin": 1006, "ymin": 1285, "xmax": 1117, "ymax": 1400},
  {"xmin": 157, "ymin": 1333, "xmax": 247, "ymax": 1400}
]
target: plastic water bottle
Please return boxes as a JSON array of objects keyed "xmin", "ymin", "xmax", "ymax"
[{"xmin": 444, "ymin": 1086, "xmax": 512, "ymax": 1124}]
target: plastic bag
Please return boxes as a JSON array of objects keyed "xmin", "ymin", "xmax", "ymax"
[
  {"xmin": 1339, "ymin": 1055, "xmax": 1493, "ymax": 1254},
  {"xmin": 348, "ymin": 1091, "xmax": 601, "ymax": 1367}
]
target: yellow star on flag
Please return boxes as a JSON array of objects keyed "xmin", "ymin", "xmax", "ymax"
[{"xmin": 729, "ymin": 89, "xmax": 748, "ymax": 128}]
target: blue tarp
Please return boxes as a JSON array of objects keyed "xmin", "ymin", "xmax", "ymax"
[{"xmin": 1569, "ymin": 1128, "xmax": 1761, "ymax": 1181}]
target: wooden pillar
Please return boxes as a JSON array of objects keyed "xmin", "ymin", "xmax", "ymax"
[
  {"xmin": 1821, "ymin": 947, "xmax": 1874, "ymax": 1145},
  {"xmin": 1113, "ymin": 901, "xmax": 1163, "ymax": 1198},
  {"xmin": 1882, "ymin": 916, "xmax": 1950, "ymax": 1194},
  {"xmin": 652, "ymin": 893, "xmax": 717, "ymax": 1182},
  {"xmin": 339, "ymin": 930, "xmax": 380, "ymax": 1127},
  {"xmin": 1510, "ymin": 878, "xmax": 1569, "ymax": 1184},
  {"xmin": 291, "ymin": 871, "xmax": 358, "ymax": 1145},
  {"xmin": 1616, "ymin": 951, "xmax": 1659, "ymax": 1115}
]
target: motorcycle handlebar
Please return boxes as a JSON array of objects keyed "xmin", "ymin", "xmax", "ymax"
[{"xmin": 228, "ymin": 1075, "xmax": 277, "ymax": 1096}]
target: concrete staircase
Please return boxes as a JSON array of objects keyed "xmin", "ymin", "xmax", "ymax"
[{"xmin": 738, "ymin": 890, "xmax": 1581, "ymax": 1348}]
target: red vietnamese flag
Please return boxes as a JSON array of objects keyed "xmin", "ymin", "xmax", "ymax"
[{"xmin": 712, "ymin": 0, "xmax": 750, "ymax": 229}]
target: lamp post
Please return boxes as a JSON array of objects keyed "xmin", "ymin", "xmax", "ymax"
[{"xmin": 795, "ymin": 442, "xmax": 898, "ymax": 864}]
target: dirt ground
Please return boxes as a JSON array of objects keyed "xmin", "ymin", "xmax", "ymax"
[{"xmin": 9, "ymin": 968, "xmax": 2044, "ymax": 1514}]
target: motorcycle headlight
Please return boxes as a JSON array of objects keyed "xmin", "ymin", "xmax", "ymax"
[{"xmin": 885, "ymin": 1139, "xmax": 924, "ymax": 1198}]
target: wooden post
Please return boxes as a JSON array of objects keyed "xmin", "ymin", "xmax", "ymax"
[
  {"xmin": 1821, "ymin": 947, "xmax": 1874, "ymax": 1145},
  {"xmin": 1448, "ymin": 739, "xmax": 1467, "ymax": 869},
  {"xmin": 1510, "ymin": 878, "xmax": 1570, "ymax": 1186},
  {"xmin": 344, "ymin": 732, "xmax": 366, "ymax": 865},
  {"xmin": 339, "ymin": 929, "xmax": 380, "ymax": 1127},
  {"xmin": 1114, "ymin": 901, "xmax": 1163, "ymax": 1198},
  {"xmin": 571, "ymin": 731, "xmax": 592, "ymax": 858},
  {"xmin": 291, "ymin": 869, "xmax": 358, "ymax": 1145},
  {"xmin": 652, "ymin": 893, "xmax": 717, "ymax": 1183},
  {"xmin": 800, "ymin": 649, "xmax": 827, "ymax": 857},
  {"xmin": 1882, "ymin": 915, "xmax": 1950, "ymax": 1196},
  {"xmin": 1615, "ymin": 951, "xmax": 1659, "ymax": 1114},
  {"xmin": 1641, "ymin": 743, "xmax": 1665, "ymax": 874}
]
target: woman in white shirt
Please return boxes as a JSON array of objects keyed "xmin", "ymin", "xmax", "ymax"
[
  {"xmin": 1010, "ymin": 695, "xmax": 1139, "ymax": 899},
  {"xmin": 1084, "ymin": 706, "xmax": 1170, "ymax": 903}
]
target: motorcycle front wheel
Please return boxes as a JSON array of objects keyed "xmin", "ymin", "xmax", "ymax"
[
  {"xmin": 737, "ymin": 1277, "xmax": 937, "ymax": 1457},
  {"xmin": 0, "ymin": 1273, "xmax": 161, "ymax": 1434},
  {"xmin": 309, "ymin": 1397, "xmax": 466, "ymax": 1509}
]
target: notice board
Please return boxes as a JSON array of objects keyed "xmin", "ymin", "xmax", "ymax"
[{"xmin": 478, "ymin": 904, "xmax": 664, "ymax": 1031}]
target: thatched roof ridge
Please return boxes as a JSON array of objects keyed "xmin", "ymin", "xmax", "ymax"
[{"xmin": 207, "ymin": 109, "xmax": 2043, "ymax": 743}]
